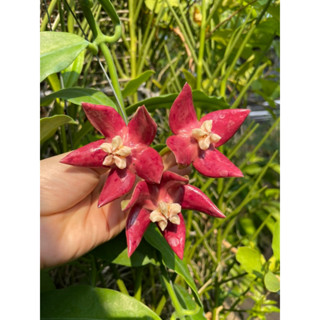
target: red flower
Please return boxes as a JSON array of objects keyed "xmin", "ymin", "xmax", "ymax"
[
  {"xmin": 166, "ymin": 83, "xmax": 250, "ymax": 178},
  {"xmin": 123, "ymin": 171, "xmax": 225, "ymax": 259},
  {"xmin": 60, "ymin": 103, "xmax": 164, "ymax": 207}
]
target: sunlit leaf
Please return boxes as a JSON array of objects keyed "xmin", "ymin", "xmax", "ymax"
[
  {"xmin": 239, "ymin": 217, "xmax": 256, "ymax": 236},
  {"xmin": 264, "ymin": 271, "xmax": 280, "ymax": 292},
  {"xmin": 236, "ymin": 247, "xmax": 265, "ymax": 274},
  {"xmin": 40, "ymin": 32, "xmax": 88, "ymax": 82}
]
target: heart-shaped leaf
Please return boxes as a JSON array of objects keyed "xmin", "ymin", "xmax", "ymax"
[
  {"xmin": 41, "ymin": 285, "xmax": 161, "ymax": 319},
  {"xmin": 40, "ymin": 32, "xmax": 89, "ymax": 82}
]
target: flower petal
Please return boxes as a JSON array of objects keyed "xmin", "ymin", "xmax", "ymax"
[
  {"xmin": 193, "ymin": 149, "xmax": 243, "ymax": 178},
  {"xmin": 98, "ymin": 168, "xmax": 136, "ymax": 207},
  {"xmin": 181, "ymin": 185, "xmax": 225, "ymax": 218},
  {"xmin": 114, "ymin": 156, "xmax": 127, "ymax": 169},
  {"xmin": 60, "ymin": 140, "xmax": 106, "ymax": 167},
  {"xmin": 166, "ymin": 135, "xmax": 198, "ymax": 165},
  {"xmin": 132, "ymin": 147, "xmax": 164, "ymax": 184},
  {"xmin": 157, "ymin": 172, "xmax": 188, "ymax": 208},
  {"xmin": 122, "ymin": 181, "xmax": 156, "ymax": 211},
  {"xmin": 82, "ymin": 103, "xmax": 126, "ymax": 138},
  {"xmin": 161, "ymin": 213, "xmax": 185, "ymax": 259},
  {"xmin": 169, "ymin": 83, "xmax": 198, "ymax": 134},
  {"xmin": 128, "ymin": 105, "xmax": 157, "ymax": 146},
  {"xmin": 126, "ymin": 205, "xmax": 151, "ymax": 257},
  {"xmin": 200, "ymin": 109, "xmax": 250, "ymax": 147},
  {"xmin": 161, "ymin": 171, "xmax": 189, "ymax": 184}
]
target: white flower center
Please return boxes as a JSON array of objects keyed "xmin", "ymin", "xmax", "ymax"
[
  {"xmin": 191, "ymin": 120, "xmax": 221, "ymax": 150},
  {"xmin": 100, "ymin": 136, "xmax": 131, "ymax": 169},
  {"xmin": 149, "ymin": 201, "xmax": 181, "ymax": 231}
]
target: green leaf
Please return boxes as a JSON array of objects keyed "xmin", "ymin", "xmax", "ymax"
[
  {"xmin": 47, "ymin": 73, "xmax": 61, "ymax": 92},
  {"xmin": 243, "ymin": 164, "xmax": 262, "ymax": 175},
  {"xmin": 40, "ymin": 32, "xmax": 89, "ymax": 82},
  {"xmin": 272, "ymin": 220, "xmax": 280, "ymax": 261},
  {"xmin": 174, "ymin": 284, "xmax": 206, "ymax": 320},
  {"xmin": 239, "ymin": 217, "xmax": 256, "ymax": 236},
  {"xmin": 41, "ymin": 285, "xmax": 161, "ymax": 319},
  {"xmin": 40, "ymin": 87, "xmax": 118, "ymax": 110},
  {"xmin": 270, "ymin": 163, "xmax": 280, "ymax": 174},
  {"xmin": 61, "ymin": 49, "xmax": 85, "ymax": 88},
  {"xmin": 182, "ymin": 69, "xmax": 196, "ymax": 89},
  {"xmin": 264, "ymin": 188, "xmax": 280, "ymax": 199},
  {"xmin": 126, "ymin": 90, "xmax": 229, "ymax": 115},
  {"xmin": 91, "ymin": 230, "xmax": 158, "ymax": 267},
  {"xmin": 264, "ymin": 271, "xmax": 280, "ymax": 292},
  {"xmin": 268, "ymin": 4, "xmax": 280, "ymax": 22},
  {"xmin": 40, "ymin": 270, "xmax": 55, "ymax": 293},
  {"xmin": 236, "ymin": 247, "xmax": 265, "ymax": 274},
  {"xmin": 40, "ymin": 115, "xmax": 77, "ymax": 144},
  {"xmin": 122, "ymin": 70, "xmax": 155, "ymax": 98},
  {"xmin": 144, "ymin": 224, "xmax": 202, "ymax": 305}
]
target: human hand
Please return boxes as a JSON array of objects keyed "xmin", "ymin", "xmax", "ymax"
[
  {"xmin": 40, "ymin": 151, "xmax": 190, "ymax": 268},
  {"xmin": 40, "ymin": 153, "xmax": 129, "ymax": 268}
]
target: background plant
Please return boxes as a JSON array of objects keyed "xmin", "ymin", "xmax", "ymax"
[{"xmin": 40, "ymin": 0, "xmax": 280, "ymax": 319}]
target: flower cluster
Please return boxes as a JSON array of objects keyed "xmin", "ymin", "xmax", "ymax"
[
  {"xmin": 61, "ymin": 104, "xmax": 164, "ymax": 207},
  {"xmin": 61, "ymin": 83, "xmax": 250, "ymax": 258}
]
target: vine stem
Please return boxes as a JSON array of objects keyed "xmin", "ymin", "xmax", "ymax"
[
  {"xmin": 196, "ymin": 0, "xmax": 207, "ymax": 90},
  {"xmin": 99, "ymin": 43, "xmax": 127, "ymax": 123},
  {"xmin": 76, "ymin": 0, "xmax": 127, "ymax": 123},
  {"xmin": 129, "ymin": 0, "xmax": 138, "ymax": 103}
]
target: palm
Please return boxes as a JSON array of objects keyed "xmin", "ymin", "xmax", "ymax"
[{"xmin": 40, "ymin": 154, "xmax": 128, "ymax": 268}]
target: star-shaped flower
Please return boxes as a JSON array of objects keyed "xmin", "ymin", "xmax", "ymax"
[
  {"xmin": 122, "ymin": 171, "xmax": 225, "ymax": 259},
  {"xmin": 166, "ymin": 83, "xmax": 250, "ymax": 178},
  {"xmin": 60, "ymin": 103, "xmax": 164, "ymax": 207}
]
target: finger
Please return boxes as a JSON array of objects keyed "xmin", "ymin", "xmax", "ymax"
[
  {"xmin": 41, "ymin": 153, "xmax": 102, "ymax": 215},
  {"xmin": 41, "ymin": 177, "xmax": 128, "ymax": 268}
]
